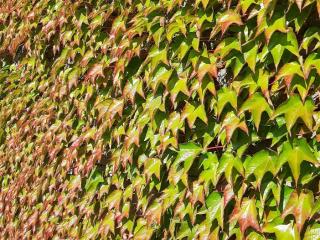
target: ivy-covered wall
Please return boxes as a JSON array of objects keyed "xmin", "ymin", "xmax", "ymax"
[{"xmin": 1, "ymin": 0, "xmax": 320, "ymax": 239}]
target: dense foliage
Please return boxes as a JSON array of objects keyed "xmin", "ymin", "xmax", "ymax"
[{"xmin": 1, "ymin": 0, "xmax": 320, "ymax": 239}]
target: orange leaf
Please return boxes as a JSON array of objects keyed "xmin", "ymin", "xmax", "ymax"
[
  {"xmin": 85, "ymin": 63, "xmax": 105, "ymax": 81},
  {"xmin": 218, "ymin": 10, "xmax": 243, "ymax": 35}
]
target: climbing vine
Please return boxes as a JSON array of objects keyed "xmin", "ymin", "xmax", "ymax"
[{"xmin": 1, "ymin": 0, "xmax": 320, "ymax": 239}]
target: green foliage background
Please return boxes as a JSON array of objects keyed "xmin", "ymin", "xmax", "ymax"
[{"xmin": 1, "ymin": 0, "xmax": 320, "ymax": 239}]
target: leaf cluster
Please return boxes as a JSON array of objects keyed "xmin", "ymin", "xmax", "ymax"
[{"xmin": 1, "ymin": 0, "xmax": 320, "ymax": 239}]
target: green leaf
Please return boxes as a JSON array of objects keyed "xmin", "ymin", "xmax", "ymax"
[
  {"xmin": 276, "ymin": 62, "xmax": 304, "ymax": 87},
  {"xmin": 304, "ymin": 223, "xmax": 320, "ymax": 240},
  {"xmin": 246, "ymin": 232, "xmax": 265, "ymax": 240},
  {"xmin": 311, "ymin": 198, "xmax": 320, "ymax": 218},
  {"xmin": 217, "ymin": 152, "xmax": 243, "ymax": 184},
  {"xmin": 214, "ymin": 37, "xmax": 241, "ymax": 58},
  {"xmin": 104, "ymin": 190, "xmax": 122, "ymax": 210},
  {"xmin": 263, "ymin": 221, "xmax": 300, "ymax": 240},
  {"xmin": 221, "ymin": 112, "xmax": 248, "ymax": 142},
  {"xmin": 300, "ymin": 27, "xmax": 320, "ymax": 52},
  {"xmin": 303, "ymin": 52, "xmax": 320, "ymax": 78},
  {"xmin": 197, "ymin": 58, "xmax": 217, "ymax": 81},
  {"xmin": 201, "ymin": 0, "xmax": 209, "ymax": 9},
  {"xmin": 177, "ymin": 143, "xmax": 202, "ymax": 169},
  {"xmin": 182, "ymin": 102, "xmax": 208, "ymax": 127},
  {"xmin": 205, "ymin": 192, "xmax": 223, "ymax": 226},
  {"xmin": 145, "ymin": 200, "xmax": 162, "ymax": 224},
  {"xmin": 150, "ymin": 66, "xmax": 173, "ymax": 90},
  {"xmin": 148, "ymin": 46, "xmax": 169, "ymax": 71},
  {"xmin": 244, "ymin": 150, "xmax": 277, "ymax": 187},
  {"xmin": 240, "ymin": 0, "xmax": 256, "ymax": 13},
  {"xmin": 243, "ymin": 40, "xmax": 258, "ymax": 72},
  {"xmin": 217, "ymin": 87, "xmax": 238, "ymax": 116},
  {"xmin": 285, "ymin": 29, "xmax": 300, "ymax": 57},
  {"xmin": 100, "ymin": 212, "xmax": 115, "ymax": 235},
  {"xmin": 168, "ymin": 143, "xmax": 202, "ymax": 185},
  {"xmin": 264, "ymin": 14, "xmax": 287, "ymax": 43},
  {"xmin": 239, "ymin": 93, "xmax": 272, "ymax": 129},
  {"xmin": 134, "ymin": 226, "xmax": 154, "ymax": 240},
  {"xmin": 269, "ymin": 31, "xmax": 299, "ymax": 69},
  {"xmin": 199, "ymin": 153, "xmax": 219, "ymax": 186},
  {"xmin": 85, "ymin": 168, "xmax": 104, "ymax": 192},
  {"xmin": 176, "ymin": 221, "xmax": 191, "ymax": 239},
  {"xmin": 278, "ymin": 139, "xmax": 318, "ymax": 184},
  {"xmin": 144, "ymin": 158, "xmax": 161, "ymax": 180},
  {"xmin": 273, "ymin": 95, "xmax": 314, "ymax": 132},
  {"xmin": 282, "ymin": 190, "xmax": 314, "ymax": 232}
]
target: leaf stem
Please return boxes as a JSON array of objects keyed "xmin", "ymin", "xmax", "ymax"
[{"xmin": 206, "ymin": 145, "xmax": 224, "ymax": 150}]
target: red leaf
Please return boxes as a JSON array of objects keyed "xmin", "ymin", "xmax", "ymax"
[
  {"xmin": 223, "ymin": 183, "xmax": 234, "ymax": 207},
  {"xmin": 230, "ymin": 198, "xmax": 261, "ymax": 233},
  {"xmin": 85, "ymin": 64, "xmax": 105, "ymax": 82}
]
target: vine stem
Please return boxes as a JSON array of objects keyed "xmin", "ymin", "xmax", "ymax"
[{"xmin": 206, "ymin": 145, "xmax": 224, "ymax": 150}]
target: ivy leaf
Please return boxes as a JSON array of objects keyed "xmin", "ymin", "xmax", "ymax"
[
  {"xmin": 263, "ymin": 221, "xmax": 300, "ymax": 240},
  {"xmin": 168, "ymin": 143, "xmax": 202, "ymax": 185},
  {"xmin": 190, "ymin": 181, "xmax": 205, "ymax": 205},
  {"xmin": 217, "ymin": 152, "xmax": 244, "ymax": 184},
  {"xmin": 201, "ymin": 0, "xmax": 209, "ymax": 9},
  {"xmin": 285, "ymin": 29, "xmax": 300, "ymax": 57},
  {"xmin": 133, "ymin": 226, "xmax": 154, "ymax": 240},
  {"xmin": 217, "ymin": 10, "xmax": 243, "ymax": 35},
  {"xmin": 182, "ymin": 102, "xmax": 208, "ymax": 127},
  {"xmin": 67, "ymin": 67, "xmax": 80, "ymax": 89},
  {"xmin": 85, "ymin": 63, "xmax": 105, "ymax": 81},
  {"xmin": 217, "ymin": 87, "xmax": 238, "ymax": 117},
  {"xmin": 150, "ymin": 66, "xmax": 173, "ymax": 90},
  {"xmin": 246, "ymin": 232, "xmax": 265, "ymax": 240},
  {"xmin": 269, "ymin": 38, "xmax": 285, "ymax": 70},
  {"xmin": 303, "ymin": 52, "xmax": 320, "ymax": 78},
  {"xmin": 221, "ymin": 112, "xmax": 248, "ymax": 143},
  {"xmin": 276, "ymin": 62, "xmax": 304, "ymax": 87},
  {"xmin": 278, "ymin": 139, "xmax": 318, "ymax": 184},
  {"xmin": 273, "ymin": 95, "xmax": 314, "ymax": 132},
  {"xmin": 282, "ymin": 190, "xmax": 314, "ymax": 232},
  {"xmin": 197, "ymin": 60, "xmax": 217, "ymax": 81},
  {"xmin": 214, "ymin": 37, "xmax": 241, "ymax": 58},
  {"xmin": 148, "ymin": 46, "xmax": 169, "ymax": 71},
  {"xmin": 243, "ymin": 41, "xmax": 258, "ymax": 72},
  {"xmin": 176, "ymin": 221, "xmax": 191, "ymax": 239},
  {"xmin": 311, "ymin": 198, "xmax": 320, "ymax": 218},
  {"xmin": 144, "ymin": 158, "xmax": 161, "ymax": 180},
  {"xmin": 152, "ymin": 27, "xmax": 165, "ymax": 47},
  {"xmin": 145, "ymin": 200, "xmax": 162, "ymax": 225},
  {"xmin": 244, "ymin": 150, "xmax": 277, "ymax": 187},
  {"xmin": 169, "ymin": 77, "xmax": 190, "ymax": 103},
  {"xmin": 264, "ymin": 14, "xmax": 287, "ymax": 43},
  {"xmin": 205, "ymin": 192, "xmax": 223, "ymax": 227},
  {"xmin": 300, "ymin": 27, "xmax": 320, "ymax": 52},
  {"xmin": 239, "ymin": 93, "xmax": 272, "ymax": 130},
  {"xmin": 228, "ymin": 51, "xmax": 246, "ymax": 78},
  {"xmin": 99, "ymin": 212, "xmax": 115, "ymax": 236},
  {"xmin": 177, "ymin": 143, "xmax": 202, "ymax": 169},
  {"xmin": 199, "ymin": 153, "xmax": 219, "ymax": 186},
  {"xmin": 304, "ymin": 223, "xmax": 320, "ymax": 240},
  {"xmin": 85, "ymin": 168, "xmax": 104, "ymax": 192},
  {"xmin": 269, "ymin": 31, "xmax": 299, "ymax": 69},
  {"xmin": 230, "ymin": 198, "xmax": 261, "ymax": 233},
  {"xmin": 240, "ymin": 0, "xmax": 256, "ymax": 13},
  {"xmin": 105, "ymin": 190, "xmax": 122, "ymax": 210}
]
